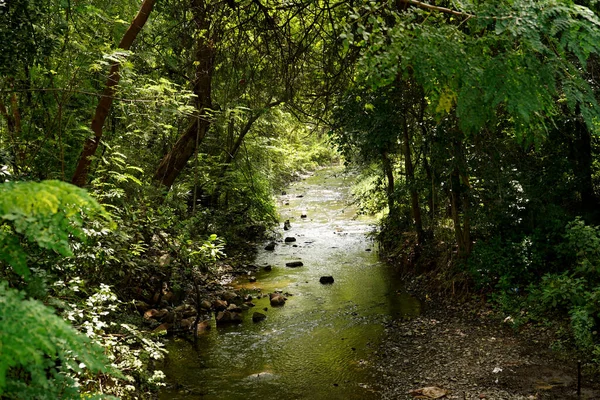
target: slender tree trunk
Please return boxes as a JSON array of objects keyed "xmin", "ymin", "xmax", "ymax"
[
  {"xmin": 382, "ymin": 151, "xmax": 395, "ymax": 214},
  {"xmin": 71, "ymin": 0, "xmax": 156, "ymax": 187},
  {"xmin": 401, "ymin": 115, "xmax": 423, "ymax": 243},
  {"xmin": 153, "ymin": 0, "xmax": 216, "ymax": 188},
  {"xmin": 572, "ymin": 115, "xmax": 597, "ymax": 211},
  {"xmin": 449, "ymin": 137, "xmax": 472, "ymax": 258}
]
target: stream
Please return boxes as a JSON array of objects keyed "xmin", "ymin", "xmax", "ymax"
[{"xmin": 159, "ymin": 166, "xmax": 421, "ymax": 399}]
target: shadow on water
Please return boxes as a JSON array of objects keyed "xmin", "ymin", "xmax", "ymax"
[{"xmin": 159, "ymin": 166, "xmax": 421, "ymax": 399}]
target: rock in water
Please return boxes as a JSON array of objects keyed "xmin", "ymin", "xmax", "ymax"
[
  {"xmin": 252, "ymin": 312, "xmax": 267, "ymax": 322},
  {"xmin": 319, "ymin": 276, "xmax": 335, "ymax": 284},
  {"xmin": 212, "ymin": 299, "xmax": 228, "ymax": 311},
  {"xmin": 216, "ymin": 310, "xmax": 242, "ymax": 325},
  {"xmin": 285, "ymin": 261, "xmax": 303, "ymax": 268},
  {"xmin": 283, "ymin": 219, "xmax": 291, "ymax": 230},
  {"xmin": 264, "ymin": 241, "xmax": 276, "ymax": 251},
  {"xmin": 284, "ymin": 237, "xmax": 296, "ymax": 243},
  {"xmin": 263, "ymin": 265, "xmax": 272, "ymax": 272},
  {"xmin": 269, "ymin": 293, "xmax": 286, "ymax": 306}
]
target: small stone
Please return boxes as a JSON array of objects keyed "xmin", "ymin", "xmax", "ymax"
[
  {"xmin": 264, "ymin": 242, "xmax": 276, "ymax": 251},
  {"xmin": 285, "ymin": 261, "xmax": 304, "ymax": 268},
  {"xmin": 319, "ymin": 276, "xmax": 334, "ymax": 284},
  {"xmin": 284, "ymin": 237, "xmax": 297, "ymax": 243},
  {"xmin": 252, "ymin": 312, "xmax": 267, "ymax": 322},
  {"xmin": 249, "ymin": 276, "xmax": 257, "ymax": 282}
]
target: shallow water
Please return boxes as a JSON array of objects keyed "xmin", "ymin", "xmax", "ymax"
[{"xmin": 159, "ymin": 166, "xmax": 421, "ymax": 399}]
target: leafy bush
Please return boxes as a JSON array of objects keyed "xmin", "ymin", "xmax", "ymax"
[{"xmin": 0, "ymin": 282, "xmax": 111, "ymax": 399}]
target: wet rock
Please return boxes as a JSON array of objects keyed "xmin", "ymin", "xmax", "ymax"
[
  {"xmin": 196, "ymin": 320, "xmax": 211, "ymax": 333},
  {"xmin": 144, "ymin": 308, "xmax": 169, "ymax": 321},
  {"xmin": 282, "ymin": 191, "xmax": 287, "ymax": 195},
  {"xmin": 212, "ymin": 299, "xmax": 228, "ymax": 311},
  {"xmin": 227, "ymin": 303, "xmax": 242, "ymax": 313},
  {"xmin": 284, "ymin": 237, "xmax": 297, "ymax": 243},
  {"xmin": 249, "ymin": 276, "xmax": 257, "ymax": 283},
  {"xmin": 175, "ymin": 304, "xmax": 197, "ymax": 319},
  {"xmin": 269, "ymin": 293, "xmax": 286, "ymax": 307},
  {"xmin": 263, "ymin": 265, "xmax": 272, "ymax": 272},
  {"xmin": 216, "ymin": 310, "xmax": 242, "ymax": 325},
  {"xmin": 300, "ymin": 213, "xmax": 307, "ymax": 218},
  {"xmin": 283, "ymin": 220, "xmax": 291, "ymax": 230},
  {"xmin": 180, "ymin": 317, "xmax": 195, "ymax": 330},
  {"xmin": 284, "ymin": 202, "xmax": 290, "ymax": 206},
  {"xmin": 221, "ymin": 291, "xmax": 238, "ymax": 302},
  {"xmin": 285, "ymin": 261, "xmax": 304, "ymax": 268},
  {"xmin": 252, "ymin": 312, "xmax": 267, "ymax": 322},
  {"xmin": 296, "ymin": 194, "xmax": 304, "ymax": 198},
  {"xmin": 244, "ymin": 294, "xmax": 253, "ymax": 302},
  {"xmin": 245, "ymin": 302, "xmax": 255, "ymax": 307},
  {"xmin": 320, "ymin": 276, "xmax": 335, "ymax": 284},
  {"xmin": 263, "ymin": 307, "xmax": 268, "ymax": 312},
  {"xmin": 153, "ymin": 323, "xmax": 170, "ymax": 333},
  {"xmin": 366, "ymin": 248, "xmax": 372, "ymax": 252},
  {"xmin": 264, "ymin": 242, "xmax": 276, "ymax": 251},
  {"xmin": 200, "ymin": 300, "xmax": 212, "ymax": 310}
]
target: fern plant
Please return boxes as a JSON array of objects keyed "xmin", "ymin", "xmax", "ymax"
[
  {"xmin": 0, "ymin": 180, "xmax": 117, "ymax": 398},
  {"xmin": 0, "ymin": 180, "xmax": 113, "ymax": 278}
]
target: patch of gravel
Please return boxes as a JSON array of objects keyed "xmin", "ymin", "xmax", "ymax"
[{"xmin": 371, "ymin": 295, "xmax": 600, "ymax": 400}]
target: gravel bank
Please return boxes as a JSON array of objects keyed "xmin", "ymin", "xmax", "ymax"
[{"xmin": 373, "ymin": 292, "xmax": 600, "ymax": 400}]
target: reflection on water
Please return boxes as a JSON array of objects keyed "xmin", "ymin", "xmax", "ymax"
[{"xmin": 159, "ymin": 166, "xmax": 420, "ymax": 399}]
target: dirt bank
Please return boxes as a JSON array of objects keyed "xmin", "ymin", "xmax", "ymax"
[{"xmin": 373, "ymin": 288, "xmax": 600, "ymax": 400}]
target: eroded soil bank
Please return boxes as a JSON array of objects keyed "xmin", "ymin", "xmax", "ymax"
[{"xmin": 373, "ymin": 288, "xmax": 600, "ymax": 400}]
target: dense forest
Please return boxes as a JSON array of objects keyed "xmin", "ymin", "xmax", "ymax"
[{"xmin": 4, "ymin": 0, "xmax": 600, "ymax": 398}]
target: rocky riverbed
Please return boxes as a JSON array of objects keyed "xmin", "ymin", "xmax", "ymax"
[{"xmin": 373, "ymin": 285, "xmax": 600, "ymax": 400}]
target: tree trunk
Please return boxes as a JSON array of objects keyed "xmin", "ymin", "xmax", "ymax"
[
  {"xmin": 572, "ymin": 114, "xmax": 597, "ymax": 211},
  {"xmin": 71, "ymin": 0, "xmax": 156, "ymax": 187},
  {"xmin": 153, "ymin": 0, "xmax": 216, "ymax": 188},
  {"xmin": 402, "ymin": 115, "xmax": 423, "ymax": 243},
  {"xmin": 382, "ymin": 151, "xmax": 395, "ymax": 214},
  {"xmin": 449, "ymin": 137, "xmax": 472, "ymax": 258}
]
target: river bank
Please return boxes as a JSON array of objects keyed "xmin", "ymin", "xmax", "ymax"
[{"xmin": 373, "ymin": 280, "xmax": 600, "ymax": 400}]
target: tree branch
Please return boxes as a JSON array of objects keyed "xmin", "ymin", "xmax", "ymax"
[{"xmin": 397, "ymin": 0, "xmax": 472, "ymax": 18}]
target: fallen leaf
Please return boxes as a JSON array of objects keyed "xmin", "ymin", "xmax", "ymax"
[{"xmin": 409, "ymin": 386, "xmax": 448, "ymax": 399}]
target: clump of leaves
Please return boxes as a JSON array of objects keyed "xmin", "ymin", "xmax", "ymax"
[
  {"xmin": 0, "ymin": 282, "xmax": 111, "ymax": 399},
  {"xmin": 0, "ymin": 180, "xmax": 113, "ymax": 278}
]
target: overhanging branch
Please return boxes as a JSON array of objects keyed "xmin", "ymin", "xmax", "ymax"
[{"xmin": 397, "ymin": 0, "xmax": 472, "ymax": 18}]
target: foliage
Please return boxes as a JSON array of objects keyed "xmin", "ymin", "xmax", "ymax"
[
  {"xmin": 55, "ymin": 280, "xmax": 167, "ymax": 398},
  {"xmin": 0, "ymin": 282, "xmax": 111, "ymax": 399},
  {"xmin": 0, "ymin": 180, "xmax": 113, "ymax": 278}
]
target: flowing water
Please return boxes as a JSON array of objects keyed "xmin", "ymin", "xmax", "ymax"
[{"xmin": 159, "ymin": 166, "xmax": 421, "ymax": 399}]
